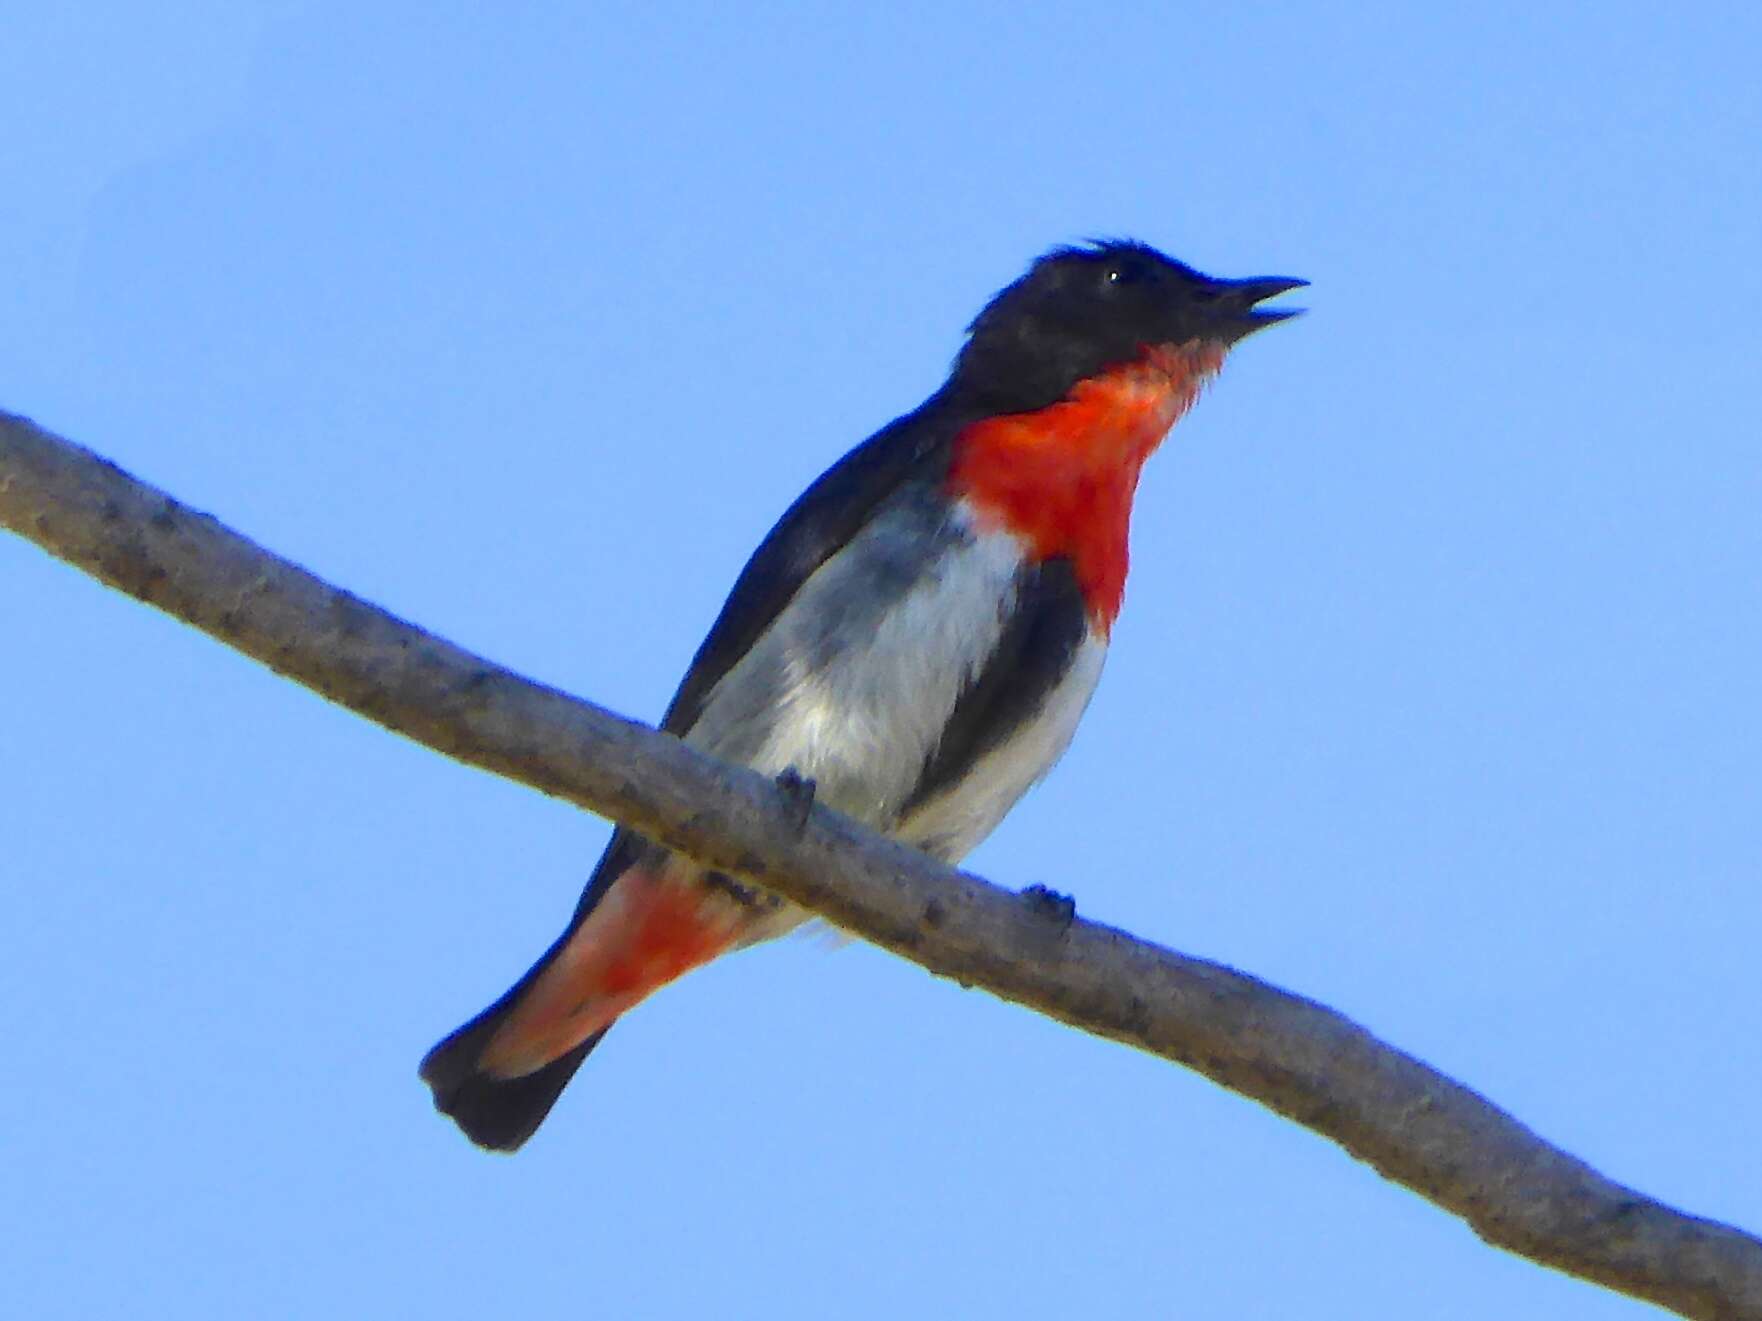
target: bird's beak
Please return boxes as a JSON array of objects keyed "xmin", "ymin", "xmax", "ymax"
[{"xmin": 1213, "ymin": 276, "xmax": 1308, "ymax": 343}]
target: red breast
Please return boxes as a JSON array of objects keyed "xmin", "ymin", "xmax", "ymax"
[{"xmin": 946, "ymin": 341, "xmax": 1225, "ymax": 633}]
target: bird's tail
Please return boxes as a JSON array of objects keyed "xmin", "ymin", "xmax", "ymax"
[
  {"xmin": 420, "ymin": 861, "xmax": 741, "ymax": 1151},
  {"xmin": 417, "ymin": 949, "xmax": 611, "ymax": 1153}
]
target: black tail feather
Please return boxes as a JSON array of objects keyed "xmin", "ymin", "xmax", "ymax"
[
  {"xmin": 420, "ymin": 1025, "xmax": 607, "ymax": 1152},
  {"xmin": 419, "ymin": 925, "xmax": 613, "ymax": 1152},
  {"xmin": 422, "ymin": 832, "xmax": 644, "ymax": 1151}
]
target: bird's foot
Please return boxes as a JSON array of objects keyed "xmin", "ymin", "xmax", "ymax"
[
  {"xmin": 1020, "ymin": 883, "xmax": 1076, "ymax": 934},
  {"xmin": 774, "ymin": 766, "xmax": 817, "ymax": 835}
]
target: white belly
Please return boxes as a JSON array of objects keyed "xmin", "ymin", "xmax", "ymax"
[
  {"xmin": 679, "ymin": 492, "xmax": 1103, "ymax": 937},
  {"xmin": 896, "ymin": 631, "xmax": 1105, "ymax": 862},
  {"xmin": 691, "ymin": 500, "xmax": 1022, "ymax": 807}
]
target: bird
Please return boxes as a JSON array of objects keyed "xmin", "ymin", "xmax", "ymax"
[{"xmin": 420, "ymin": 239, "xmax": 1304, "ymax": 1150}]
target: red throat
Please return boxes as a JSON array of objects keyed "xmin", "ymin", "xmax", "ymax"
[{"xmin": 947, "ymin": 342, "xmax": 1225, "ymax": 632}]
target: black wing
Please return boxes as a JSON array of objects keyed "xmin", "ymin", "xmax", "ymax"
[
  {"xmin": 659, "ymin": 393, "xmax": 963, "ymax": 736},
  {"xmin": 567, "ymin": 389, "xmax": 968, "ymax": 921}
]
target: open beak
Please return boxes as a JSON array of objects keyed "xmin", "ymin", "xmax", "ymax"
[{"xmin": 1214, "ymin": 275, "xmax": 1308, "ymax": 343}]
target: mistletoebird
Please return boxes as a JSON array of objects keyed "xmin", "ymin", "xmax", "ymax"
[{"xmin": 421, "ymin": 240, "xmax": 1304, "ymax": 1150}]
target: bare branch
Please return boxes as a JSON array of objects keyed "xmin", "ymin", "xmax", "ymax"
[{"xmin": 4, "ymin": 408, "xmax": 1758, "ymax": 1320}]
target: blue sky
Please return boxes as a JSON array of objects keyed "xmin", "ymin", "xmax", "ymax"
[{"xmin": 4, "ymin": 4, "xmax": 1759, "ymax": 1317}]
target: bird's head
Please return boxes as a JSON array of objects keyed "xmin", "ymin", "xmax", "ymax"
[{"xmin": 954, "ymin": 240, "xmax": 1304, "ymax": 412}]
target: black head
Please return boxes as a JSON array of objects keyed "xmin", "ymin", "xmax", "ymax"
[{"xmin": 952, "ymin": 240, "xmax": 1304, "ymax": 412}]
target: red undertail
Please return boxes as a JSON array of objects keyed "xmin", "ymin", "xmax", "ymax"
[{"xmin": 420, "ymin": 865, "xmax": 743, "ymax": 1150}]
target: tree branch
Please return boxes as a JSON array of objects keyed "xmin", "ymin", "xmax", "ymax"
[{"xmin": 3, "ymin": 408, "xmax": 1757, "ymax": 1321}]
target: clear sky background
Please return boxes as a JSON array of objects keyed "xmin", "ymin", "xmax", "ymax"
[{"xmin": 4, "ymin": 4, "xmax": 1759, "ymax": 1318}]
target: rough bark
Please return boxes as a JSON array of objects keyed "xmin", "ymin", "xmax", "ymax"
[{"xmin": 3, "ymin": 409, "xmax": 1758, "ymax": 1320}]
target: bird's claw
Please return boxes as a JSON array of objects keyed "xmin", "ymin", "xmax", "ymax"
[
  {"xmin": 1021, "ymin": 883, "xmax": 1076, "ymax": 934},
  {"xmin": 774, "ymin": 767, "xmax": 817, "ymax": 835}
]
